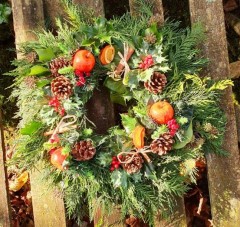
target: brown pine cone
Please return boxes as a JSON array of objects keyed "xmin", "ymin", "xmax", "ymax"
[
  {"xmin": 144, "ymin": 72, "xmax": 167, "ymax": 94},
  {"xmin": 144, "ymin": 33, "xmax": 157, "ymax": 44},
  {"xmin": 148, "ymin": 13, "xmax": 164, "ymax": 27},
  {"xmin": 122, "ymin": 152, "xmax": 144, "ymax": 174},
  {"xmin": 51, "ymin": 76, "xmax": 73, "ymax": 99},
  {"xmin": 71, "ymin": 140, "xmax": 96, "ymax": 161},
  {"xmin": 50, "ymin": 57, "xmax": 70, "ymax": 77},
  {"xmin": 150, "ymin": 133, "xmax": 174, "ymax": 155}
]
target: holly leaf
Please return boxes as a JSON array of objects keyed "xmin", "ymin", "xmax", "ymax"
[
  {"xmin": 29, "ymin": 65, "xmax": 50, "ymax": 76},
  {"xmin": 20, "ymin": 121, "xmax": 43, "ymax": 135},
  {"xmin": 97, "ymin": 152, "xmax": 112, "ymax": 167},
  {"xmin": 111, "ymin": 170, "xmax": 128, "ymax": 188},
  {"xmin": 123, "ymin": 70, "xmax": 139, "ymax": 89},
  {"xmin": 35, "ymin": 48, "xmax": 55, "ymax": 62},
  {"xmin": 138, "ymin": 68, "xmax": 154, "ymax": 82},
  {"xmin": 151, "ymin": 125, "xmax": 168, "ymax": 139},
  {"xmin": 121, "ymin": 114, "xmax": 137, "ymax": 134},
  {"xmin": 174, "ymin": 121, "xmax": 193, "ymax": 149}
]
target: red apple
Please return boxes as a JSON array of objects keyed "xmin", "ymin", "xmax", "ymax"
[
  {"xmin": 149, "ymin": 101, "xmax": 174, "ymax": 124},
  {"xmin": 72, "ymin": 50, "xmax": 95, "ymax": 73},
  {"xmin": 49, "ymin": 147, "xmax": 68, "ymax": 170}
]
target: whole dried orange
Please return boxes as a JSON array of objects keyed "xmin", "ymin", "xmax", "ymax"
[
  {"xmin": 149, "ymin": 101, "xmax": 174, "ymax": 124},
  {"xmin": 99, "ymin": 45, "xmax": 115, "ymax": 65}
]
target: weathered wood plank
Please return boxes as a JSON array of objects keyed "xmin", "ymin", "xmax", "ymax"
[
  {"xmin": 11, "ymin": 1, "xmax": 67, "ymax": 226},
  {"xmin": 230, "ymin": 60, "xmax": 240, "ymax": 79},
  {"xmin": 189, "ymin": 1, "xmax": 240, "ymax": 226},
  {"xmin": 129, "ymin": 0, "xmax": 164, "ymax": 23},
  {"xmin": 0, "ymin": 110, "xmax": 12, "ymax": 227},
  {"xmin": 73, "ymin": 0, "xmax": 105, "ymax": 17},
  {"xmin": 129, "ymin": 1, "xmax": 187, "ymax": 226}
]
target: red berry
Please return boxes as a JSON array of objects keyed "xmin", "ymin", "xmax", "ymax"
[
  {"xmin": 59, "ymin": 108, "xmax": 65, "ymax": 116},
  {"xmin": 114, "ymin": 163, "xmax": 120, "ymax": 169},
  {"xmin": 85, "ymin": 72, "xmax": 91, "ymax": 77},
  {"xmin": 76, "ymin": 76, "xmax": 86, "ymax": 87},
  {"xmin": 110, "ymin": 166, "xmax": 115, "ymax": 171},
  {"xmin": 112, "ymin": 156, "xmax": 117, "ymax": 161}
]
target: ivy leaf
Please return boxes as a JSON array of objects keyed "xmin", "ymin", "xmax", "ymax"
[
  {"xmin": 121, "ymin": 114, "xmax": 137, "ymax": 134},
  {"xmin": 110, "ymin": 92, "xmax": 126, "ymax": 106},
  {"xmin": 36, "ymin": 79, "xmax": 50, "ymax": 88},
  {"xmin": 29, "ymin": 65, "xmax": 50, "ymax": 76},
  {"xmin": 58, "ymin": 66, "xmax": 74, "ymax": 75},
  {"xmin": 111, "ymin": 170, "xmax": 128, "ymax": 188},
  {"xmin": 174, "ymin": 121, "xmax": 193, "ymax": 149},
  {"xmin": 20, "ymin": 121, "xmax": 43, "ymax": 135},
  {"xmin": 35, "ymin": 48, "xmax": 55, "ymax": 62},
  {"xmin": 104, "ymin": 77, "xmax": 127, "ymax": 94}
]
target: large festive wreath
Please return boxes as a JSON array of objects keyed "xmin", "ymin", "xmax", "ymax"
[{"xmin": 8, "ymin": 1, "xmax": 232, "ymax": 225}]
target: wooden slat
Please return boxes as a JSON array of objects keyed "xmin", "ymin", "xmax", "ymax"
[
  {"xmin": 11, "ymin": 1, "xmax": 67, "ymax": 226},
  {"xmin": 129, "ymin": 1, "xmax": 187, "ymax": 226},
  {"xmin": 129, "ymin": 0, "xmax": 164, "ymax": 23},
  {"xmin": 230, "ymin": 60, "xmax": 240, "ymax": 79},
  {"xmin": 189, "ymin": 1, "xmax": 240, "ymax": 226},
  {"xmin": 0, "ymin": 110, "xmax": 12, "ymax": 227}
]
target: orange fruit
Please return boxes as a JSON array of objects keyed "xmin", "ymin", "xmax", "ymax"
[
  {"xmin": 149, "ymin": 101, "xmax": 174, "ymax": 124},
  {"xmin": 132, "ymin": 125, "xmax": 145, "ymax": 149},
  {"xmin": 49, "ymin": 147, "xmax": 68, "ymax": 170},
  {"xmin": 99, "ymin": 45, "xmax": 115, "ymax": 65}
]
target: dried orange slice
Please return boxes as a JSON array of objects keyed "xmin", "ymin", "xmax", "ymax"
[
  {"xmin": 99, "ymin": 45, "xmax": 115, "ymax": 65},
  {"xmin": 132, "ymin": 125, "xmax": 145, "ymax": 149}
]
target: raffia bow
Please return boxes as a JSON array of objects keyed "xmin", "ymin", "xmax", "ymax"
[
  {"xmin": 48, "ymin": 115, "xmax": 77, "ymax": 142},
  {"xmin": 117, "ymin": 146, "xmax": 152, "ymax": 164}
]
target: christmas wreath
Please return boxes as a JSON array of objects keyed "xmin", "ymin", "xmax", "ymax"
[{"xmin": 8, "ymin": 1, "xmax": 232, "ymax": 225}]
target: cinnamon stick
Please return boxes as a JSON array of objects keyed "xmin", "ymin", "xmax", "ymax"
[
  {"xmin": 44, "ymin": 125, "xmax": 77, "ymax": 136},
  {"xmin": 115, "ymin": 47, "xmax": 135, "ymax": 76}
]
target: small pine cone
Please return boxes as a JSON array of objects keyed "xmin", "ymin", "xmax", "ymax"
[
  {"xmin": 144, "ymin": 72, "xmax": 167, "ymax": 94},
  {"xmin": 51, "ymin": 76, "xmax": 73, "ymax": 99},
  {"xmin": 148, "ymin": 13, "xmax": 164, "ymax": 27},
  {"xmin": 144, "ymin": 33, "xmax": 157, "ymax": 44},
  {"xmin": 71, "ymin": 140, "xmax": 96, "ymax": 161},
  {"xmin": 150, "ymin": 133, "xmax": 174, "ymax": 155},
  {"xmin": 24, "ymin": 76, "xmax": 36, "ymax": 89},
  {"xmin": 50, "ymin": 57, "xmax": 70, "ymax": 77},
  {"xmin": 25, "ymin": 52, "xmax": 37, "ymax": 63},
  {"xmin": 122, "ymin": 152, "xmax": 144, "ymax": 174}
]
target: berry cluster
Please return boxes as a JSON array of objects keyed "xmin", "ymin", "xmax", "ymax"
[
  {"xmin": 139, "ymin": 55, "xmax": 154, "ymax": 69},
  {"xmin": 49, "ymin": 97, "xmax": 65, "ymax": 116},
  {"xmin": 167, "ymin": 119, "xmax": 180, "ymax": 136},
  {"xmin": 110, "ymin": 156, "xmax": 122, "ymax": 171},
  {"xmin": 75, "ymin": 69, "xmax": 90, "ymax": 87}
]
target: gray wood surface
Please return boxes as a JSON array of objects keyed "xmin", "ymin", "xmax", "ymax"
[
  {"xmin": 0, "ymin": 110, "xmax": 12, "ymax": 227},
  {"xmin": 189, "ymin": 0, "xmax": 240, "ymax": 226},
  {"xmin": 11, "ymin": 1, "xmax": 67, "ymax": 226}
]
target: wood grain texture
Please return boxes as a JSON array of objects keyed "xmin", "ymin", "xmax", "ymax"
[
  {"xmin": 11, "ymin": 0, "xmax": 45, "ymax": 59},
  {"xmin": 73, "ymin": 0, "xmax": 105, "ymax": 17},
  {"xmin": 11, "ymin": 1, "xmax": 67, "ymax": 226},
  {"xmin": 189, "ymin": 0, "xmax": 240, "ymax": 226},
  {"xmin": 0, "ymin": 111, "xmax": 12, "ymax": 227},
  {"xmin": 230, "ymin": 60, "xmax": 240, "ymax": 79},
  {"xmin": 129, "ymin": 0, "xmax": 164, "ymax": 23}
]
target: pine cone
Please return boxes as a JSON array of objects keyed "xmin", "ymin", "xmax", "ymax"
[
  {"xmin": 144, "ymin": 33, "xmax": 157, "ymax": 44},
  {"xmin": 51, "ymin": 76, "xmax": 73, "ymax": 99},
  {"xmin": 144, "ymin": 72, "xmax": 167, "ymax": 94},
  {"xmin": 150, "ymin": 133, "xmax": 174, "ymax": 155},
  {"xmin": 122, "ymin": 152, "xmax": 144, "ymax": 174},
  {"xmin": 71, "ymin": 140, "xmax": 96, "ymax": 161},
  {"xmin": 50, "ymin": 57, "xmax": 70, "ymax": 77},
  {"xmin": 148, "ymin": 13, "xmax": 163, "ymax": 27}
]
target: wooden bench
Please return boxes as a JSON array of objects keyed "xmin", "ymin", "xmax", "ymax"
[{"xmin": 1, "ymin": 0, "xmax": 240, "ymax": 226}]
